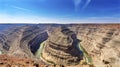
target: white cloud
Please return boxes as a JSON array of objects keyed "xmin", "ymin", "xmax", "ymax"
[
  {"xmin": 10, "ymin": 5, "xmax": 30, "ymax": 11},
  {"xmin": 0, "ymin": 14, "xmax": 71, "ymax": 24},
  {"xmin": 0, "ymin": 14, "xmax": 119, "ymax": 24},
  {"xmin": 73, "ymin": 0, "xmax": 82, "ymax": 11},
  {"xmin": 73, "ymin": 0, "xmax": 92, "ymax": 11},
  {"xmin": 82, "ymin": 0, "xmax": 91, "ymax": 9}
]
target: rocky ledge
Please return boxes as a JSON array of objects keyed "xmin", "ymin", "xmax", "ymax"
[{"xmin": 0, "ymin": 54, "xmax": 46, "ymax": 67}]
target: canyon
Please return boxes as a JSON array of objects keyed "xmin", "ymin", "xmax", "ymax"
[{"xmin": 0, "ymin": 24, "xmax": 120, "ymax": 67}]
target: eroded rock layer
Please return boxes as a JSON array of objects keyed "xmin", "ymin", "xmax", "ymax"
[
  {"xmin": 70, "ymin": 24, "xmax": 120, "ymax": 67},
  {"xmin": 0, "ymin": 25, "xmax": 48, "ymax": 59},
  {"xmin": 41, "ymin": 27, "xmax": 83, "ymax": 66},
  {"xmin": 0, "ymin": 24, "xmax": 120, "ymax": 67}
]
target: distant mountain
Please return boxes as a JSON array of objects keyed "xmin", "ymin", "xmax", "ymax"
[{"xmin": 0, "ymin": 24, "xmax": 26, "ymax": 32}]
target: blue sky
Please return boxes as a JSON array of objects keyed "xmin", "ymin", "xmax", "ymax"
[{"xmin": 0, "ymin": 0, "xmax": 120, "ymax": 23}]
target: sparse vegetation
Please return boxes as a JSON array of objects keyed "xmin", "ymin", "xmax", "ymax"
[
  {"xmin": 35, "ymin": 41, "xmax": 56, "ymax": 65},
  {"xmin": 78, "ymin": 42, "xmax": 93, "ymax": 65},
  {"xmin": 0, "ymin": 50, "xmax": 2, "ymax": 54}
]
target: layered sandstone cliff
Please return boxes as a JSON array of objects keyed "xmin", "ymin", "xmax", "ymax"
[
  {"xmin": 0, "ymin": 25, "xmax": 48, "ymax": 59},
  {"xmin": 39, "ymin": 27, "xmax": 83, "ymax": 66},
  {"xmin": 0, "ymin": 24, "xmax": 120, "ymax": 67},
  {"xmin": 70, "ymin": 24, "xmax": 120, "ymax": 67}
]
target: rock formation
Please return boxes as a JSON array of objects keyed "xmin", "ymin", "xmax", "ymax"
[
  {"xmin": 39, "ymin": 26, "xmax": 83, "ymax": 66},
  {"xmin": 70, "ymin": 24, "xmax": 120, "ymax": 67},
  {"xmin": 0, "ymin": 54, "xmax": 46, "ymax": 67},
  {"xmin": 0, "ymin": 25, "xmax": 48, "ymax": 59},
  {"xmin": 0, "ymin": 24, "xmax": 120, "ymax": 67}
]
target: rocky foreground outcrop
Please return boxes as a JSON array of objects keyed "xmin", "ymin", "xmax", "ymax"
[{"xmin": 0, "ymin": 54, "xmax": 46, "ymax": 67}]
